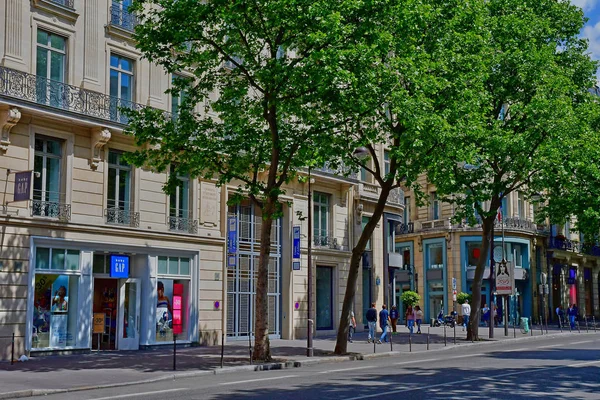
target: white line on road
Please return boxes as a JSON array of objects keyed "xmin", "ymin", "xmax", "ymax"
[
  {"xmin": 318, "ymin": 365, "xmax": 377, "ymax": 374},
  {"xmin": 571, "ymin": 340, "xmax": 594, "ymax": 345},
  {"xmin": 90, "ymin": 388, "xmax": 188, "ymax": 400},
  {"xmin": 345, "ymin": 360, "xmax": 600, "ymax": 400},
  {"xmin": 537, "ymin": 344, "xmax": 557, "ymax": 349},
  {"xmin": 394, "ymin": 353, "xmax": 484, "ymax": 366},
  {"xmin": 218, "ymin": 375, "xmax": 297, "ymax": 386}
]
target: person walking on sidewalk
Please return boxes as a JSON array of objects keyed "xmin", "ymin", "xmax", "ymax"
[
  {"xmin": 366, "ymin": 303, "xmax": 378, "ymax": 343},
  {"xmin": 462, "ymin": 300, "xmax": 471, "ymax": 331},
  {"xmin": 556, "ymin": 305, "xmax": 564, "ymax": 328},
  {"xmin": 390, "ymin": 305, "xmax": 399, "ymax": 333},
  {"xmin": 568, "ymin": 304, "xmax": 577, "ymax": 329},
  {"xmin": 415, "ymin": 305, "xmax": 423, "ymax": 334},
  {"xmin": 348, "ymin": 310, "xmax": 357, "ymax": 343},
  {"xmin": 405, "ymin": 305, "xmax": 415, "ymax": 334},
  {"xmin": 377, "ymin": 304, "xmax": 390, "ymax": 344}
]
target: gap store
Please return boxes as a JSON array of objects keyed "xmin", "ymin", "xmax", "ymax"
[{"xmin": 26, "ymin": 237, "xmax": 199, "ymax": 354}]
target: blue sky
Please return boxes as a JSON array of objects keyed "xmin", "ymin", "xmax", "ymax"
[{"xmin": 575, "ymin": 0, "xmax": 600, "ymax": 62}]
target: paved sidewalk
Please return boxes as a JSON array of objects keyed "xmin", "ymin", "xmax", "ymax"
[{"xmin": 0, "ymin": 323, "xmax": 593, "ymax": 399}]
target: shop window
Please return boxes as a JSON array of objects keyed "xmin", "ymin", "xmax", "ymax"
[
  {"xmin": 428, "ymin": 243, "xmax": 443, "ymax": 269},
  {"xmin": 467, "ymin": 242, "xmax": 482, "ymax": 267},
  {"xmin": 36, "ymin": 247, "xmax": 80, "ymax": 270},
  {"xmin": 155, "ymin": 256, "xmax": 191, "ymax": 343}
]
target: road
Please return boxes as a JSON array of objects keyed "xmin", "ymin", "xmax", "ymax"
[{"xmin": 39, "ymin": 334, "xmax": 600, "ymax": 400}]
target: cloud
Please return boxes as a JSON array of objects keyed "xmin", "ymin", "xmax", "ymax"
[
  {"xmin": 572, "ymin": 0, "xmax": 597, "ymax": 12},
  {"xmin": 583, "ymin": 21, "xmax": 600, "ymax": 60}
]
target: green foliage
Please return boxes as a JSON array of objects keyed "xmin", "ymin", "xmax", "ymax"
[
  {"xmin": 401, "ymin": 291, "xmax": 421, "ymax": 307},
  {"xmin": 456, "ymin": 292, "xmax": 472, "ymax": 305}
]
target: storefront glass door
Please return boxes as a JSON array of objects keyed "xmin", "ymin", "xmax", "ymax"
[{"xmin": 118, "ymin": 278, "xmax": 140, "ymax": 350}]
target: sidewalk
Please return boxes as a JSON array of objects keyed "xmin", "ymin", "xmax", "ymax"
[{"xmin": 0, "ymin": 324, "xmax": 593, "ymax": 399}]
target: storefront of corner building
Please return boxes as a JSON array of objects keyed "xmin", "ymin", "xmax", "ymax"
[{"xmin": 26, "ymin": 237, "xmax": 199, "ymax": 354}]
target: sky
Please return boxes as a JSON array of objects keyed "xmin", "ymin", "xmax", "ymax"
[{"xmin": 575, "ymin": 0, "xmax": 600, "ymax": 62}]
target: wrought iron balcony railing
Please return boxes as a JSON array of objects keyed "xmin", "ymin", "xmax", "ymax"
[
  {"xmin": 395, "ymin": 222, "xmax": 414, "ymax": 235},
  {"xmin": 387, "ymin": 187, "xmax": 405, "ymax": 207},
  {"xmin": 313, "ymin": 162, "xmax": 359, "ymax": 180},
  {"xmin": 105, "ymin": 208, "xmax": 140, "ymax": 227},
  {"xmin": 31, "ymin": 200, "xmax": 71, "ymax": 221},
  {"xmin": 459, "ymin": 216, "xmax": 548, "ymax": 234},
  {"xmin": 169, "ymin": 216, "xmax": 198, "ymax": 234},
  {"xmin": 548, "ymin": 237, "xmax": 600, "ymax": 257},
  {"xmin": 50, "ymin": 0, "xmax": 74, "ymax": 8},
  {"xmin": 110, "ymin": 4, "xmax": 138, "ymax": 31},
  {"xmin": 313, "ymin": 232, "xmax": 347, "ymax": 251},
  {"xmin": 0, "ymin": 66, "xmax": 153, "ymax": 126}
]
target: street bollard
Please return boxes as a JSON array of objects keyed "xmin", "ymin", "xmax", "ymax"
[
  {"xmin": 11, "ymin": 333, "xmax": 15, "ymax": 366},
  {"xmin": 453, "ymin": 323, "xmax": 456, "ymax": 345},
  {"xmin": 540, "ymin": 316, "xmax": 544, "ymax": 335},
  {"xmin": 586, "ymin": 318, "xmax": 589, "ymax": 333},
  {"xmin": 569, "ymin": 319, "xmax": 573, "ymax": 332},
  {"xmin": 427, "ymin": 327, "xmax": 430, "ymax": 351},
  {"xmin": 594, "ymin": 316, "xmax": 597, "ymax": 332},
  {"xmin": 513, "ymin": 320, "xmax": 516, "ymax": 338},
  {"xmin": 173, "ymin": 334, "xmax": 177, "ymax": 371},
  {"xmin": 444, "ymin": 324, "xmax": 447, "ymax": 347},
  {"xmin": 530, "ymin": 316, "xmax": 533, "ymax": 336},
  {"xmin": 390, "ymin": 328, "xmax": 393, "ymax": 352},
  {"xmin": 249, "ymin": 330, "xmax": 253, "ymax": 365},
  {"xmin": 221, "ymin": 333, "xmax": 225, "ymax": 368},
  {"xmin": 559, "ymin": 315, "xmax": 563, "ymax": 333},
  {"xmin": 409, "ymin": 333, "xmax": 412, "ymax": 352},
  {"xmin": 373, "ymin": 336, "xmax": 376, "ymax": 354},
  {"xmin": 577, "ymin": 319, "xmax": 581, "ymax": 333}
]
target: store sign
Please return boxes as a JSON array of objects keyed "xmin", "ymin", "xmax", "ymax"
[
  {"xmin": 93, "ymin": 313, "xmax": 105, "ymax": 334},
  {"xmin": 109, "ymin": 255, "xmax": 129, "ymax": 278},
  {"xmin": 495, "ymin": 261, "xmax": 514, "ymax": 295},
  {"xmin": 227, "ymin": 216, "xmax": 237, "ymax": 254},
  {"xmin": 172, "ymin": 283, "xmax": 183, "ymax": 335},
  {"xmin": 13, "ymin": 171, "xmax": 32, "ymax": 202},
  {"xmin": 293, "ymin": 226, "xmax": 301, "ymax": 259}
]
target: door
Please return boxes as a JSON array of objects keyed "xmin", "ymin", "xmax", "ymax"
[
  {"xmin": 118, "ymin": 278, "xmax": 140, "ymax": 350},
  {"xmin": 316, "ymin": 266, "xmax": 333, "ymax": 330}
]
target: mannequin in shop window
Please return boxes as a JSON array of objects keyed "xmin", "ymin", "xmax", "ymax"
[{"xmin": 157, "ymin": 281, "xmax": 173, "ymax": 337}]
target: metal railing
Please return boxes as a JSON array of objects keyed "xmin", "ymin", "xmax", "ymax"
[
  {"xmin": 0, "ymin": 66, "xmax": 153, "ymax": 126},
  {"xmin": 31, "ymin": 200, "xmax": 71, "ymax": 221},
  {"xmin": 105, "ymin": 208, "xmax": 140, "ymax": 227},
  {"xmin": 110, "ymin": 4, "xmax": 138, "ymax": 31},
  {"xmin": 460, "ymin": 216, "xmax": 548, "ymax": 234},
  {"xmin": 169, "ymin": 216, "xmax": 198, "ymax": 234},
  {"xmin": 313, "ymin": 162, "xmax": 359, "ymax": 180},
  {"xmin": 395, "ymin": 222, "xmax": 414, "ymax": 235},
  {"xmin": 387, "ymin": 187, "xmax": 404, "ymax": 206},
  {"xmin": 548, "ymin": 237, "xmax": 600, "ymax": 257},
  {"xmin": 313, "ymin": 232, "xmax": 347, "ymax": 250},
  {"xmin": 48, "ymin": 0, "xmax": 75, "ymax": 8}
]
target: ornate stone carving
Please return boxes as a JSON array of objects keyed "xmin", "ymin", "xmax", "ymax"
[
  {"xmin": 91, "ymin": 127, "xmax": 111, "ymax": 169},
  {"xmin": 0, "ymin": 107, "xmax": 21, "ymax": 152}
]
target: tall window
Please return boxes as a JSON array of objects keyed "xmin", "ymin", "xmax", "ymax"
[
  {"xmin": 110, "ymin": 0, "xmax": 136, "ymax": 31},
  {"xmin": 501, "ymin": 196, "xmax": 508, "ymax": 219},
  {"xmin": 171, "ymin": 75, "xmax": 186, "ymax": 118},
  {"xmin": 169, "ymin": 167, "xmax": 190, "ymax": 229},
  {"xmin": 33, "ymin": 136, "xmax": 62, "ymax": 217},
  {"xmin": 404, "ymin": 196, "xmax": 411, "ymax": 224},
  {"xmin": 362, "ymin": 216, "xmax": 372, "ymax": 250},
  {"xmin": 313, "ymin": 192, "xmax": 330, "ymax": 245},
  {"xmin": 517, "ymin": 191, "xmax": 525, "ymax": 219},
  {"xmin": 430, "ymin": 192, "xmax": 440, "ymax": 220},
  {"xmin": 384, "ymin": 151, "xmax": 391, "ymax": 177},
  {"xmin": 109, "ymin": 54, "xmax": 134, "ymax": 122},
  {"xmin": 36, "ymin": 30, "xmax": 66, "ymax": 107},
  {"xmin": 107, "ymin": 151, "xmax": 132, "ymax": 224},
  {"xmin": 428, "ymin": 243, "xmax": 443, "ymax": 269}
]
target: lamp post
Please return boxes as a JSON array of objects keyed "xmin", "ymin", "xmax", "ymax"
[{"xmin": 307, "ymin": 166, "xmax": 314, "ymax": 357}]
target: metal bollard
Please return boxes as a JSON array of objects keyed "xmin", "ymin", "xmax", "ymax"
[
  {"xmin": 173, "ymin": 334, "xmax": 177, "ymax": 371},
  {"xmin": 594, "ymin": 316, "xmax": 597, "ymax": 332},
  {"xmin": 11, "ymin": 333, "xmax": 15, "ymax": 366},
  {"xmin": 221, "ymin": 333, "xmax": 225, "ymax": 368},
  {"xmin": 409, "ymin": 333, "xmax": 412, "ymax": 352},
  {"xmin": 427, "ymin": 327, "xmax": 430, "ymax": 351},
  {"xmin": 249, "ymin": 330, "xmax": 253, "ymax": 365},
  {"xmin": 540, "ymin": 316, "xmax": 544, "ymax": 335},
  {"xmin": 577, "ymin": 319, "xmax": 581, "ymax": 333},
  {"xmin": 390, "ymin": 328, "xmax": 393, "ymax": 352},
  {"xmin": 559, "ymin": 315, "xmax": 563, "ymax": 333},
  {"xmin": 373, "ymin": 336, "xmax": 376, "ymax": 353},
  {"xmin": 513, "ymin": 321, "xmax": 516, "ymax": 338},
  {"xmin": 444, "ymin": 324, "xmax": 447, "ymax": 347},
  {"xmin": 530, "ymin": 317, "xmax": 533, "ymax": 336},
  {"xmin": 453, "ymin": 323, "xmax": 456, "ymax": 345}
]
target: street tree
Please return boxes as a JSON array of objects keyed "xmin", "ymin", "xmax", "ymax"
[
  {"xmin": 125, "ymin": 0, "xmax": 379, "ymax": 361},
  {"xmin": 427, "ymin": 0, "xmax": 598, "ymax": 341},
  {"xmin": 327, "ymin": 0, "xmax": 488, "ymax": 354}
]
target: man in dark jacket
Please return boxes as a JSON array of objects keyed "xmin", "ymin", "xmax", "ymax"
[
  {"xmin": 378, "ymin": 304, "xmax": 390, "ymax": 344},
  {"xmin": 366, "ymin": 303, "xmax": 377, "ymax": 343}
]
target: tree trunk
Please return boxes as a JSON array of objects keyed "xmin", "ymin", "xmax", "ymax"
[
  {"xmin": 253, "ymin": 198, "xmax": 275, "ymax": 361},
  {"xmin": 467, "ymin": 216, "xmax": 493, "ymax": 341},
  {"xmin": 334, "ymin": 185, "xmax": 392, "ymax": 354}
]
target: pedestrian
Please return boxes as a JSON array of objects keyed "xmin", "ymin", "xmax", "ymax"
[
  {"xmin": 405, "ymin": 305, "xmax": 415, "ymax": 334},
  {"xmin": 556, "ymin": 305, "xmax": 564, "ymax": 328},
  {"xmin": 415, "ymin": 305, "xmax": 423, "ymax": 334},
  {"xmin": 389, "ymin": 305, "xmax": 399, "ymax": 333},
  {"xmin": 377, "ymin": 304, "xmax": 390, "ymax": 344},
  {"xmin": 366, "ymin": 302, "xmax": 378, "ymax": 343},
  {"xmin": 482, "ymin": 303, "xmax": 490, "ymax": 327},
  {"xmin": 494, "ymin": 305, "xmax": 501, "ymax": 327},
  {"xmin": 348, "ymin": 310, "xmax": 356, "ymax": 343},
  {"xmin": 461, "ymin": 300, "xmax": 471, "ymax": 331},
  {"xmin": 568, "ymin": 304, "xmax": 577, "ymax": 329}
]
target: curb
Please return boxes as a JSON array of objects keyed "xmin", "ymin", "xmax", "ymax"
[{"xmin": 0, "ymin": 330, "xmax": 595, "ymax": 399}]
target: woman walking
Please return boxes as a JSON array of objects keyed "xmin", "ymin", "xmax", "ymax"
[{"xmin": 406, "ymin": 305, "xmax": 416, "ymax": 334}]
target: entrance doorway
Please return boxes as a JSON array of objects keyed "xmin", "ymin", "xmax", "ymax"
[
  {"xmin": 316, "ymin": 266, "xmax": 334, "ymax": 330},
  {"xmin": 93, "ymin": 279, "xmax": 118, "ymax": 350}
]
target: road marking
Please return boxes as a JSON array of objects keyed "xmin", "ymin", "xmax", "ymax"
[
  {"xmin": 219, "ymin": 375, "xmax": 297, "ymax": 386},
  {"xmin": 571, "ymin": 340, "xmax": 594, "ymax": 345},
  {"xmin": 537, "ymin": 344, "xmax": 557, "ymax": 349},
  {"xmin": 394, "ymin": 353, "xmax": 484, "ymax": 366},
  {"xmin": 345, "ymin": 360, "xmax": 600, "ymax": 400},
  {"xmin": 318, "ymin": 365, "xmax": 377, "ymax": 374},
  {"xmin": 91, "ymin": 388, "xmax": 188, "ymax": 400}
]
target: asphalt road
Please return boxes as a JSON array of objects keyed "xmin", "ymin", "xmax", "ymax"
[{"xmin": 38, "ymin": 334, "xmax": 600, "ymax": 400}]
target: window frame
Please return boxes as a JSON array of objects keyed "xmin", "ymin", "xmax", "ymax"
[
  {"xmin": 109, "ymin": 53, "xmax": 135, "ymax": 102},
  {"xmin": 36, "ymin": 29, "xmax": 66, "ymax": 83},
  {"xmin": 34, "ymin": 135, "xmax": 63, "ymax": 204},
  {"xmin": 430, "ymin": 192, "xmax": 440, "ymax": 220},
  {"xmin": 313, "ymin": 191, "xmax": 331, "ymax": 240},
  {"xmin": 169, "ymin": 167, "xmax": 191, "ymax": 220},
  {"xmin": 107, "ymin": 150, "xmax": 133, "ymax": 211}
]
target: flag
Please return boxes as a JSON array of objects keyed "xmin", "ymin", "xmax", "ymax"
[{"xmin": 497, "ymin": 206, "xmax": 502, "ymax": 222}]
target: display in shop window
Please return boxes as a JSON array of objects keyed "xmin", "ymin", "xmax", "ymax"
[{"xmin": 33, "ymin": 274, "xmax": 77, "ymax": 348}]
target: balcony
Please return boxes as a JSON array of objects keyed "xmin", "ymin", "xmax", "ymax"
[
  {"xmin": 312, "ymin": 162, "xmax": 359, "ymax": 182},
  {"xmin": 31, "ymin": 0, "xmax": 78, "ymax": 22},
  {"xmin": 105, "ymin": 208, "xmax": 140, "ymax": 227},
  {"xmin": 387, "ymin": 188, "xmax": 404, "ymax": 207},
  {"xmin": 109, "ymin": 4, "xmax": 138, "ymax": 32},
  {"xmin": 395, "ymin": 222, "xmax": 414, "ymax": 235},
  {"xmin": 48, "ymin": 0, "xmax": 74, "ymax": 7},
  {"xmin": 548, "ymin": 237, "xmax": 600, "ymax": 257},
  {"xmin": 313, "ymin": 232, "xmax": 348, "ymax": 251},
  {"xmin": 458, "ymin": 216, "xmax": 548, "ymax": 235},
  {"xmin": 169, "ymin": 216, "xmax": 198, "ymax": 234},
  {"xmin": 31, "ymin": 200, "xmax": 71, "ymax": 221},
  {"xmin": 0, "ymin": 66, "xmax": 158, "ymax": 128},
  {"xmin": 421, "ymin": 218, "xmax": 452, "ymax": 231}
]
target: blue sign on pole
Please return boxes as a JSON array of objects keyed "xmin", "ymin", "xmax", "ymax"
[
  {"xmin": 110, "ymin": 255, "xmax": 129, "ymax": 278},
  {"xmin": 228, "ymin": 216, "xmax": 237, "ymax": 254},
  {"xmin": 293, "ymin": 226, "xmax": 301, "ymax": 259}
]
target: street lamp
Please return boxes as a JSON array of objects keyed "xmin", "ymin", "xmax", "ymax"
[{"xmin": 307, "ymin": 166, "xmax": 314, "ymax": 357}]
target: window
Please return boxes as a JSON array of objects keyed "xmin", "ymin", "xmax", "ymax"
[
  {"xmin": 517, "ymin": 192, "xmax": 525, "ymax": 219},
  {"xmin": 36, "ymin": 30, "xmax": 66, "ymax": 107},
  {"xmin": 107, "ymin": 151, "xmax": 133, "ymax": 225},
  {"xmin": 428, "ymin": 244, "xmax": 443, "ymax": 269},
  {"xmin": 362, "ymin": 216, "xmax": 372, "ymax": 251},
  {"xmin": 430, "ymin": 192, "xmax": 440, "ymax": 220},
  {"xmin": 156, "ymin": 256, "xmax": 191, "ymax": 343},
  {"xmin": 109, "ymin": 54, "xmax": 134, "ymax": 123},
  {"xmin": 501, "ymin": 196, "xmax": 508, "ymax": 219},
  {"xmin": 313, "ymin": 192, "xmax": 330, "ymax": 245},
  {"xmin": 32, "ymin": 247, "xmax": 80, "ymax": 349},
  {"xmin": 110, "ymin": 0, "xmax": 136, "ymax": 31},
  {"xmin": 384, "ymin": 151, "xmax": 391, "ymax": 177},
  {"xmin": 171, "ymin": 75, "xmax": 186, "ymax": 118},
  {"xmin": 33, "ymin": 136, "xmax": 65, "ymax": 218},
  {"xmin": 404, "ymin": 196, "xmax": 411, "ymax": 224},
  {"xmin": 169, "ymin": 167, "xmax": 192, "ymax": 231},
  {"xmin": 467, "ymin": 242, "xmax": 482, "ymax": 267}
]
